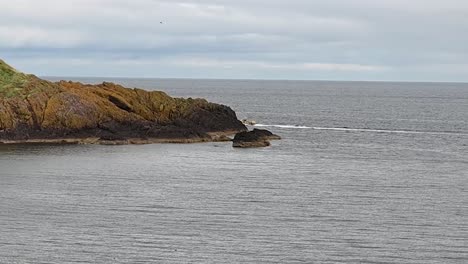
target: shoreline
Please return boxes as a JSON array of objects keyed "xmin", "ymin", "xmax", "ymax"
[{"xmin": 0, "ymin": 130, "xmax": 241, "ymax": 145}]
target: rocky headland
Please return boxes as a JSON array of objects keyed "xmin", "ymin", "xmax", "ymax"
[{"xmin": 0, "ymin": 59, "xmax": 247, "ymax": 144}]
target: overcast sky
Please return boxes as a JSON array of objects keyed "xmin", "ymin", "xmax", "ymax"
[{"xmin": 1, "ymin": 0, "xmax": 468, "ymax": 81}]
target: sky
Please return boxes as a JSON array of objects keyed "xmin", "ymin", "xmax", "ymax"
[{"xmin": 1, "ymin": 0, "xmax": 468, "ymax": 81}]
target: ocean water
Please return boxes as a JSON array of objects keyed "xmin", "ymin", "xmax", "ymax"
[{"xmin": 1, "ymin": 79, "xmax": 467, "ymax": 263}]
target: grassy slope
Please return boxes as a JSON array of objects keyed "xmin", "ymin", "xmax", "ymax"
[{"xmin": 0, "ymin": 59, "xmax": 29, "ymax": 97}]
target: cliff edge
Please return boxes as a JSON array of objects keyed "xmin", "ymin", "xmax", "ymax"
[{"xmin": 0, "ymin": 59, "xmax": 246, "ymax": 144}]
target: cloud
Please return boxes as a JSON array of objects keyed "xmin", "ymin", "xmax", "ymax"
[
  {"xmin": 1, "ymin": 0, "xmax": 468, "ymax": 81},
  {"xmin": 168, "ymin": 58, "xmax": 386, "ymax": 72},
  {"xmin": 0, "ymin": 26, "xmax": 85, "ymax": 48}
]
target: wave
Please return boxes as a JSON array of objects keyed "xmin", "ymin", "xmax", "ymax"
[{"xmin": 254, "ymin": 124, "xmax": 467, "ymax": 136}]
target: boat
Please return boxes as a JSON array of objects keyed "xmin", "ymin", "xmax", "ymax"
[{"xmin": 241, "ymin": 119, "xmax": 257, "ymax": 126}]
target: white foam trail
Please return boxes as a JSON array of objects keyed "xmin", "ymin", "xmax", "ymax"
[
  {"xmin": 254, "ymin": 124, "xmax": 466, "ymax": 136},
  {"xmin": 311, "ymin": 127, "xmax": 463, "ymax": 135},
  {"xmin": 254, "ymin": 124, "xmax": 311, "ymax": 129}
]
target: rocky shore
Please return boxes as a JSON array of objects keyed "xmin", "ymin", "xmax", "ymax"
[{"xmin": 0, "ymin": 59, "xmax": 246, "ymax": 144}]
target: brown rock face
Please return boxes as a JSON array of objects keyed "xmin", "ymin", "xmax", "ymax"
[{"xmin": 0, "ymin": 59, "xmax": 246, "ymax": 144}]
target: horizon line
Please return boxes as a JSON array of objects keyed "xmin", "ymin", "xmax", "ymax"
[{"xmin": 41, "ymin": 75, "xmax": 468, "ymax": 85}]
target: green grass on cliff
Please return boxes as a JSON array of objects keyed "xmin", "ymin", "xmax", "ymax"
[{"xmin": 0, "ymin": 59, "xmax": 29, "ymax": 98}]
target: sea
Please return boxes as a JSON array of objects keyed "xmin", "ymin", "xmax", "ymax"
[{"xmin": 1, "ymin": 79, "xmax": 467, "ymax": 264}]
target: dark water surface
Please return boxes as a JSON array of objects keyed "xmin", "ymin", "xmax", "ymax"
[{"xmin": 1, "ymin": 79, "xmax": 467, "ymax": 263}]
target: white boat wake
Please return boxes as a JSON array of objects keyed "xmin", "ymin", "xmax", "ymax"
[
  {"xmin": 253, "ymin": 124, "xmax": 467, "ymax": 136},
  {"xmin": 254, "ymin": 124, "xmax": 311, "ymax": 129}
]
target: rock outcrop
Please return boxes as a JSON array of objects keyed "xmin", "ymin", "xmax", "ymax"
[
  {"xmin": 232, "ymin": 128, "xmax": 281, "ymax": 148},
  {"xmin": 0, "ymin": 59, "xmax": 246, "ymax": 144}
]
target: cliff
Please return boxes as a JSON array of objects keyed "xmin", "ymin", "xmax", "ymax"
[{"xmin": 0, "ymin": 59, "xmax": 246, "ymax": 144}]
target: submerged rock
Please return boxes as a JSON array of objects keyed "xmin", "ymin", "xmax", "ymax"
[
  {"xmin": 0, "ymin": 59, "xmax": 247, "ymax": 144},
  {"xmin": 232, "ymin": 128, "xmax": 281, "ymax": 148}
]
